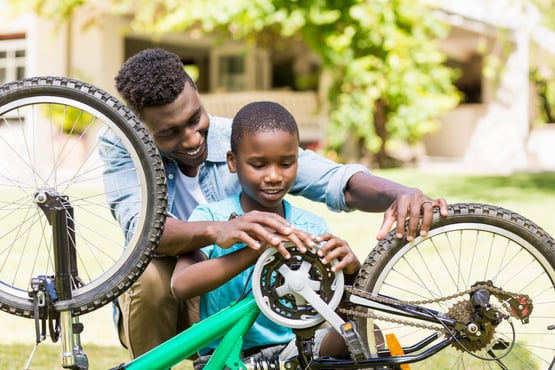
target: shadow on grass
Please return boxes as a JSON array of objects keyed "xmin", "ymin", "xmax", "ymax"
[
  {"xmin": 442, "ymin": 172, "xmax": 555, "ymax": 201},
  {"xmin": 378, "ymin": 170, "xmax": 555, "ymax": 204}
]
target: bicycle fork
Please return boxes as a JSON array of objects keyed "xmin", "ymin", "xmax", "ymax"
[{"xmin": 28, "ymin": 190, "xmax": 88, "ymax": 369}]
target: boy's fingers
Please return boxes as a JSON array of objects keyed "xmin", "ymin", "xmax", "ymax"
[{"xmin": 274, "ymin": 242, "xmax": 291, "ymax": 259}]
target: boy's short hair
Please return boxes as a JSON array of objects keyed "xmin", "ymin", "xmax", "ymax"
[
  {"xmin": 231, "ymin": 101, "xmax": 299, "ymax": 153},
  {"xmin": 115, "ymin": 48, "xmax": 197, "ymax": 117}
]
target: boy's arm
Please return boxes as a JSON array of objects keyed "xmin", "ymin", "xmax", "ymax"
[{"xmin": 170, "ymin": 246, "xmax": 260, "ymax": 301}]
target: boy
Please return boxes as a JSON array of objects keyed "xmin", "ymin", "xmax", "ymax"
[{"xmin": 171, "ymin": 101, "xmax": 362, "ymax": 367}]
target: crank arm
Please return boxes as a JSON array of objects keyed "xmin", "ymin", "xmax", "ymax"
[{"xmin": 278, "ymin": 262, "xmax": 371, "ymax": 361}]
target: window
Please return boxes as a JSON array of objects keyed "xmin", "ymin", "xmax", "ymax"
[
  {"xmin": 0, "ymin": 34, "xmax": 26, "ymax": 85},
  {"xmin": 217, "ymin": 55, "xmax": 245, "ymax": 91}
]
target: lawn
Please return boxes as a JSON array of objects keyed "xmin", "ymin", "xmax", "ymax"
[{"xmin": 2, "ymin": 168, "xmax": 554, "ymax": 369}]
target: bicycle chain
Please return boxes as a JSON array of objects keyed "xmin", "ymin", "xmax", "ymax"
[{"xmin": 339, "ymin": 283, "xmax": 526, "ymax": 332}]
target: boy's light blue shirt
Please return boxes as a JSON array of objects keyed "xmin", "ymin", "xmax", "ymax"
[
  {"xmin": 98, "ymin": 114, "xmax": 370, "ymax": 244},
  {"xmin": 189, "ymin": 193, "xmax": 330, "ymax": 351}
]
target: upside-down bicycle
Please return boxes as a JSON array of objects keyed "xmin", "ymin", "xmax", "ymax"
[{"xmin": 0, "ymin": 77, "xmax": 553, "ymax": 369}]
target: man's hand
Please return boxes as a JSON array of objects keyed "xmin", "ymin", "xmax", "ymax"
[
  {"xmin": 343, "ymin": 172, "xmax": 449, "ymax": 242},
  {"xmin": 376, "ymin": 191, "xmax": 448, "ymax": 241}
]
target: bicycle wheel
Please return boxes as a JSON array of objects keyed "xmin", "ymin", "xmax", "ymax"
[
  {"xmin": 352, "ymin": 203, "xmax": 555, "ymax": 369},
  {"xmin": 0, "ymin": 77, "xmax": 166, "ymax": 317}
]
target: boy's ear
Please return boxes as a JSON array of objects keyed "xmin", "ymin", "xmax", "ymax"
[{"xmin": 227, "ymin": 150, "xmax": 237, "ymax": 173}]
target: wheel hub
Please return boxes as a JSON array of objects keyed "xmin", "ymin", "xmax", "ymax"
[{"xmin": 447, "ymin": 299, "xmax": 495, "ymax": 352}]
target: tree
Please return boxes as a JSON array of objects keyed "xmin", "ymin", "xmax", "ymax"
[
  {"xmin": 16, "ymin": 0, "xmax": 460, "ymax": 167},
  {"xmin": 528, "ymin": 0, "xmax": 555, "ymax": 124}
]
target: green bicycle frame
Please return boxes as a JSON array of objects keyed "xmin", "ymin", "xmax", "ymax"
[{"xmin": 122, "ymin": 295, "xmax": 261, "ymax": 370}]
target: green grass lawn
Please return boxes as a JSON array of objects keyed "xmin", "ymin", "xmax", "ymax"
[
  {"xmin": 3, "ymin": 168, "xmax": 555, "ymax": 369},
  {"xmin": 0, "ymin": 342, "xmax": 193, "ymax": 369}
]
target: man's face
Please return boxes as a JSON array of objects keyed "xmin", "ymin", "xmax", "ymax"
[
  {"xmin": 141, "ymin": 82, "xmax": 210, "ymax": 176},
  {"xmin": 227, "ymin": 130, "xmax": 298, "ymax": 213}
]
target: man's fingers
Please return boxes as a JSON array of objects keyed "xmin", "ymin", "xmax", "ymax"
[
  {"xmin": 438, "ymin": 198, "xmax": 449, "ymax": 216},
  {"xmin": 376, "ymin": 197, "xmax": 448, "ymax": 241},
  {"xmin": 418, "ymin": 201, "xmax": 435, "ymax": 237},
  {"xmin": 395, "ymin": 199, "xmax": 408, "ymax": 239},
  {"xmin": 377, "ymin": 207, "xmax": 396, "ymax": 240}
]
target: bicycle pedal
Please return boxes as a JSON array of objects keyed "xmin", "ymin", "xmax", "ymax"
[
  {"xmin": 385, "ymin": 334, "xmax": 410, "ymax": 370},
  {"xmin": 340, "ymin": 321, "xmax": 371, "ymax": 363}
]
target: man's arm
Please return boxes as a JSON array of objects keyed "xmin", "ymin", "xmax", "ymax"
[
  {"xmin": 293, "ymin": 148, "xmax": 448, "ymax": 241},
  {"xmin": 98, "ymin": 127, "xmax": 142, "ymax": 244}
]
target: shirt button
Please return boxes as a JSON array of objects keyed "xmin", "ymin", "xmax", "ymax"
[{"xmin": 168, "ymin": 174, "xmax": 174, "ymax": 180}]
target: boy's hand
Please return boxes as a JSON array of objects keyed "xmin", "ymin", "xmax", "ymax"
[
  {"xmin": 219, "ymin": 210, "xmax": 315, "ymax": 259},
  {"xmin": 315, "ymin": 233, "xmax": 361, "ymax": 275}
]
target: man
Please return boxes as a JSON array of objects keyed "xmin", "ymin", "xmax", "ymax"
[{"xmin": 100, "ymin": 48, "xmax": 448, "ymax": 358}]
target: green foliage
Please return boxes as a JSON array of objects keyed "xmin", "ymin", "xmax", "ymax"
[
  {"xmin": 16, "ymin": 0, "xmax": 460, "ymax": 166},
  {"xmin": 530, "ymin": 0, "xmax": 555, "ymax": 124},
  {"xmin": 10, "ymin": 0, "xmax": 85, "ymax": 21},
  {"xmin": 314, "ymin": 1, "xmax": 459, "ymax": 163},
  {"xmin": 46, "ymin": 105, "xmax": 95, "ymax": 136}
]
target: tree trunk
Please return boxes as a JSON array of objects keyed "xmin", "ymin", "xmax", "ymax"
[{"xmin": 374, "ymin": 99, "xmax": 388, "ymax": 167}]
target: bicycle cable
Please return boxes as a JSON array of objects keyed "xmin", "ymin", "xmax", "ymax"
[{"xmin": 235, "ymin": 266, "xmax": 255, "ymax": 303}]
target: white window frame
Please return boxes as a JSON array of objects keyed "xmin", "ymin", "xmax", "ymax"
[{"xmin": 0, "ymin": 36, "xmax": 26, "ymax": 85}]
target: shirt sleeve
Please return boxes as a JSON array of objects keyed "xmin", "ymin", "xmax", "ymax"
[
  {"xmin": 97, "ymin": 127, "xmax": 141, "ymax": 245},
  {"xmin": 293, "ymin": 147, "xmax": 371, "ymax": 213}
]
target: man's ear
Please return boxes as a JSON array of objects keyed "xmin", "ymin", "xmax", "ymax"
[{"xmin": 227, "ymin": 150, "xmax": 237, "ymax": 173}]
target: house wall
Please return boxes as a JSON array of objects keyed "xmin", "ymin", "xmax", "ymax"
[{"xmin": 68, "ymin": 11, "xmax": 125, "ymax": 96}]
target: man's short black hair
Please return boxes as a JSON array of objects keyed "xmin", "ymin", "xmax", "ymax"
[
  {"xmin": 231, "ymin": 101, "xmax": 299, "ymax": 153},
  {"xmin": 115, "ymin": 48, "xmax": 196, "ymax": 117}
]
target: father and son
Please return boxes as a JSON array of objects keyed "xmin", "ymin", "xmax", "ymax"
[{"xmin": 99, "ymin": 48, "xmax": 448, "ymax": 366}]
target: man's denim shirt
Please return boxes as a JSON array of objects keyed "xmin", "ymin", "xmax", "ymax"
[{"xmin": 98, "ymin": 115, "xmax": 370, "ymax": 243}]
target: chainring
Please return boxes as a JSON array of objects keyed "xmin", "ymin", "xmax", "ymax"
[{"xmin": 252, "ymin": 243, "xmax": 344, "ymax": 329}]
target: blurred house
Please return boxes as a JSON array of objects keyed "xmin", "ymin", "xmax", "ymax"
[
  {"xmin": 424, "ymin": 0, "xmax": 555, "ymax": 172},
  {"xmin": 0, "ymin": 0, "xmax": 554, "ymax": 171}
]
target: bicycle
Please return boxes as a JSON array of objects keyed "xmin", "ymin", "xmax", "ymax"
[{"xmin": 0, "ymin": 77, "xmax": 553, "ymax": 369}]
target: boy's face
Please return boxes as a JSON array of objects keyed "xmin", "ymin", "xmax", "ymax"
[
  {"xmin": 228, "ymin": 129, "xmax": 298, "ymax": 214},
  {"xmin": 141, "ymin": 82, "xmax": 210, "ymax": 177}
]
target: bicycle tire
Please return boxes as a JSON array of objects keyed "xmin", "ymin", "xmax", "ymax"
[
  {"xmin": 352, "ymin": 203, "xmax": 555, "ymax": 369},
  {"xmin": 0, "ymin": 77, "xmax": 166, "ymax": 317}
]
